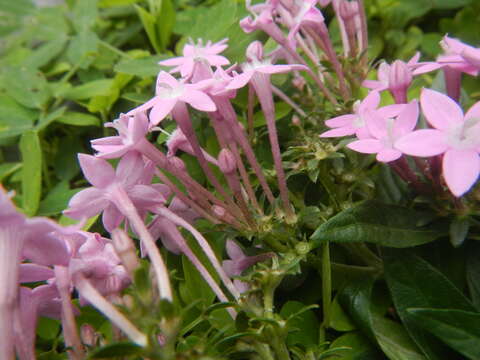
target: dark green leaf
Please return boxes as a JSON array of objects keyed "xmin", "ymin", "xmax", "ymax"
[
  {"xmin": 449, "ymin": 217, "xmax": 469, "ymax": 248},
  {"xmin": 38, "ymin": 181, "xmax": 81, "ymax": 216},
  {"xmin": 20, "ymin": 130, "xmax": 42, "ymax": 216},
  {"xmin": 330, "ymin": 295, "xmax": 356, "ymax": 332},
  {"xmin": 181, "ymin": 255, "xmax": 215, "ymax": 309},
  {"xmin": 311, "ymin": 201, "xmax": 446, "ymax": 248},
  {"xmin": 36, "ymin": 106, "xmax": 67, "ymax": 131},
  {"xmin": 329, "ymin": 332, "xmax": 381, "ymax": 360},
  {"xmin": 253, "ymin": 102, "xmax": 292, "ymax": 128},
  {"xmin": 88, "ymin": 342, "xmax": 143, "ymax": 358},
  {"xmin": 466, "ymin": 242, "xmax": 480, "ymax": 310},
  {"xmin": 384, "ymin": 250, "xmax": 475, "ymax": 360},
  {"xmin": 37, "ymin": 317, "xmax": 60, "ymax": 340},
  {"xmin": 280, "ymin": 301, "xmax": 319, "ymax": 349},
  {"xmin": 407, "ymin": 308, "xmax": 480, "ymax": 359}
]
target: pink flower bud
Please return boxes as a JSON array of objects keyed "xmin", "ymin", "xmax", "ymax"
[
  {"xmin": 168, "ymin": 156, "xmax": 186, "ymax": 172},
  {"xmin": 218, "ymin": 149, "xmax": 236, "ymax": 174},
  {"xmin": 338, "ymin": 0, "xmax": 359, "ymax": 21},
  {"xmin": 80, "ymin": 324, "xmax": 98, "ymax": 347},
  {"xmin": 111, "ymin": 229, "xmax": 139, "ymax": 276},
  {"xmin": 246, "ymin": 41, "xmax": 264, "ymax": 62},
  {"xmin": 292, "ymin": 115, "xmax": 301, "ymax": 126},
  {"xmin": 388, "ymin": 60, "xmax": 412, "ymax": 103}
]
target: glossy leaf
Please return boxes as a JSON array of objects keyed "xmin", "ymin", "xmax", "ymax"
[
  {"xmin": 20, "ymin": 130, "xmax": 42, "ymax": 216},
  {"xmin": 407, "ymin": 308, "xmax": 480, "ymax": 359},
  {"xmin": 329, "ymin": 332, "xmax": 381, "ymax": 360},
  {"xmin": 384, "ymin": 250, "xmax": 475, "ymax": 360},
  {"xmin": 311, "ymin": 201, "xmax": 445, "ymax": 248},
  {"xmin": 280, "ymin": 301, "xmax": 319, "ymax": 349}
]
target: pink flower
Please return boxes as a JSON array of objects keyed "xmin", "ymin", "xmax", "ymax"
[
  {"xmin": 347, "ymin": 100, "xmax": 419, "ymax": 162},
  {"xmin": 159, "ymin": 39, "xmax": 230, "ymax": 78},
  {"xmin": 128, "ymin": 71, "xmax": 216, "ymax": 126},
  {"xmin": 319, "ymin": 91, "xmax": 405, "ymax": 139},
  {"xmin": 64, "ymin": 153, "xmax": 166, "ymax": 231},
  {"xmin": 395, "ymin": 88, "xmax": 480, "ymax": 196}
]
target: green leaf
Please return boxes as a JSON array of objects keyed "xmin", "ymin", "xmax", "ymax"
[
  {"xmin": 329, "ymin": 332, "xmax": 381, "ymax": 360},
  {"xmin": 23, "ymin": 36, "xmax": 68, "ymax": 69},
  {"xmin": 36, "ymin": 106, "xmax": 67, "ymax": 131},
  {"xmin": 63, "ymin": 79, "xmax": 114, "ymax": 100},
  {"xmin": 38, "ymin": 181, "xmax": 81, "ymax": 216},
  {"xmin": 466, "ymin": 242, "xmax": 480, "ymax": 311},
  {"xmin": 157, "ymin": 0, "xmax": 175, "ymax": 49},
  {"xmin": 280, "ymin": 301, "xmax": 319, "ymax": 349},
  {"xmin": 98, "ymin": 0, "xmax": 140, "ymax": 6},
  {"xmin": 181, "ymin": 254, "xmax": 215, "ymax": 309},
  {"xmin": 311, "ymin": 201, "xmax": 446, "ymax": 248},
  {"xmin": 88, "ymin": 342, "xmax": 143, "ymax": 358},
  {"xmin": 432, "ymin": 0, "xmax": 472, "ymax": 9},
  {"xmin": 56, "ymin": 111, "xmax": 100, "ymax": 126},
  {"xmin": 37, "ymin": 317, "xmax": 60, "ymax": 340},
  {"xmin": 253, "ymin": 102, "xmax": 292, "ymax": 128},
  {"xmin": 66, "ymin": 30, "xmax": 99, "ymax": 68},
  {"xmin": 114, "ymin": 55, "xmax": 166, "ymax": 77},
  {"xmin": 0, "ymin": 162, "xmax": 21, "ymax": 182},
  {"xmin": 407, "ymin": 308, "xmax": 480, "ymax": 359},
  {"xmin": 72, "ymin": 0, "xmax": 98, "ymax": 32},
  {"xmin": 384, "ymin": 250, "xmax": 475, "ymax": 360},
  {"xmin": 135, "ymin": 4, "xmax": 161, "ymax": 53},
  {"xmin": 0, "ymin": 0, "xmax": 34, "ymax": 36},
  {"xmin": 20, "ymin": 130, "xmax": 42, "ymax": 216},
  {"xmin": 0, "ymin": 94, "xmax": 37, "ymax": 138},
  {"xmin": 4, "ymin": 66, "xmax": 50, "ymax": 109},
  {"xmin": 330, "ymin": 295, "xmax": 356, "ymax": 332},
  {"xmin": 449, "ymin": 217, "xmax": 469, "ymax": 248}
]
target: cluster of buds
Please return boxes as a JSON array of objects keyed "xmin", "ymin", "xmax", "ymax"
[{"xmin": 321, "ymin": 35, "xmax": 480, "ymax": 198}]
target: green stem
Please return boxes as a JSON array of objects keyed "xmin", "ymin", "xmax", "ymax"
[{"xmin": 319, "ymin": 242, "xmax": 331, "ymax": 344}]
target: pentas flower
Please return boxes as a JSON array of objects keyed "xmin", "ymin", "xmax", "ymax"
[
  {"xmin": 395, "ymin": 88, "xmax": 480, "ymax": 197},
  {"xmin": 320, "ymin": 91, "xmax": 405, "ymax": 139},
  {"xmin": 347, "ymin": 100, "xmax": 419, "ymax": 162},
  {"xmin": 166, "ymin": 128, "xmax": 219, "ymax": 166},
  {"xmin": 128, "ymin": 71, "xmax": 216, "ymax": 126},
  {"xmin": 461, "ymin": 46, "xmax": 480, "ymax": 69},
  {"xmin": 64, "ymin": 152, "xmax": 166, "ymax": 231},
  {"xmin": 159, "ymin": 39, "xmax": 229, "ymax": 79},
  {"xmin": 91, "ymin": 112, "xmax": 150, "ymax": 159}
]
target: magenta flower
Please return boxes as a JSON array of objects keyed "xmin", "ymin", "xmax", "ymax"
[
  {"xmin": 159, "ymin": 39, "xmax": 229, "ymax": 78},
  {"xmin": 395, "ymin": 88, "xmax": 480, "ymax": 196},
  {"xmin": 64, "ymin": 153, "xmax": 166, "ymax": 231},
  {"xmin": 128, "ymin": 71, "xmax": 216, "ymax": 126},
  {"xmin": 320, "ymin": 91, "xmax": 405, "ymax": 139},
  {"xmin": 347, "ymin": 100, "xmax": 419, "ymax": 162}
]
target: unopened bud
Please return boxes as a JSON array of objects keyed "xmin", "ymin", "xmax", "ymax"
[
  {"xmin": 246, "ymin": 41, "xmax": 264, "ymax": 62},
  {"xmin": 80, "ymin": 324, "xmax": 98, "ymax": 347},
  {"xmin": 292, "ymin": 115, "xmax": 301, "ymax": 126},
  {"xmin": 388, "ymin": 60, "xmax": 412, "ymax": 104},
  {"xmin": 218, "ymin": 148, "xmax": 236, "ymax": 174},
  {"xmin": 168, "ymin": 156, "xmax": 187, "ymax": 172},
  {"xmin": 112, "ymin": 229, "xmax": 139, "ymax": 276},
  {"xmin": 339, "ymin": 0, "xmax": 359, "ymax": 21}
]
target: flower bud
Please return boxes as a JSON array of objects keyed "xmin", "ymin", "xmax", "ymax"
[
  {"xmin": 339, "ymin": 0, "xmax": 359, "ymax": 21},
  {"xmin": 218, "ymin": 148, "xmax": 236, "ymax": 174},
  {"xmin": 111, "ymin": 229, "xmax": 139, "ymax": 276},
  {"xmin": 80, "ymin": 324, "xmax": 98, "ymax": 347},
  {"xmin": 168, "ymin": 156, "xmax": 187, "ymax": 172},
  {"xmin": 246, "ymin": 41, "xmax": 264, "ymax": 62},
  {"xmin": 388, "ymin": 60, "xmax": 412, "ymax": 104}
]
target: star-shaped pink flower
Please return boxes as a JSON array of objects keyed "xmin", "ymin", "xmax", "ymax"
[{"xmin": 395, "ymin": 88, "xmax": 480, "ymax": 196}]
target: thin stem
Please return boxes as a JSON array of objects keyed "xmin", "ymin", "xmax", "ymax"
[
  {"xmin": 271, "ymin": 85, "xmax": 306, "ymax": 117},
  {"xmin": 75, "ymin": 274, "xmax": 148, "ymax": 346},
  {"xmin": 319, "ymin": 243, "xmax": 331, "ymax": 343},
  {"xmin": 112, "ymin": 185, "xmax": 173, "ymax": 301}
]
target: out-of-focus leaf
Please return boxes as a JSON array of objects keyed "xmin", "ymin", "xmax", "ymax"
[
  {"xmin": 72, "ymin": 0, "xmax": 98, "ymax": 32},
  {"xmin": 449, "ymin": 217, "xmax": 469, "ymax": 248},
  {"xmin": 253, "ymin": 102, "xmax": 292, "ymax": 128},
  {"xmin": 36, "ymin": 106, "xmax": 67, "ymax": 131},
  {"xmin": 407, "ymin": 308, "xmax": 480, "ymax": 359},
  {"xmin": 88, "ymin": 342, "xmax": 143, "ymax": 358},
  {"xmin": 26, "ymin": 7, "xmax": 70, "ymax": 41},
  {"xmin": 63, "ymin": 79, "xmax": 114, "ymax": 100},
  {"xmin": 181, "ymin": 255, "xmax": 215, "ymax": 309},
  {"xmin": 135, "ymin": 4, "xmax": 160, "ymax": 52},
  {"xmin": 0, "ymin": 94, "xmax": 37, "ymax": 138},
  {"xmin": 0, "ymin": 0, "xmax": 34, "ymax": 36},
  {"xmin": 114, "ymin": 55, "xmax": 166, "ymax": 77},
  {"xmin": 54, "ymin": 136, "xmax": 83, "ymax": 181},
  {"xmin": 66, "ymin": 30, "xmax": 99, "ymax": 68},
  {"xmin": 0, "ymin": 162, "xmax": 21, "ymax": 182},
  {"xmin": 432, "ymin": 0, "xmax": 472, "ymax": 9},
  {"xmin": 99, "ymin": 0, "xmax": 140, "ymax": 6},
  {"xmin": 56, "ymin": 111, "xmax": 100, "ymax": 126},
  {"xmin": 19, "ymin": 130, "xmax": 42, "ymax": 216},
  {"xmin": 23, "ymin": 36, "xmax": 68, "ymax": 69},
  {"xmin": 329, "ymin": 332, "xmax": 381, "ymax": 360},
  {"xmin": 38, "ymin": 181, "xmax": 81, "ymax": 216},
  {"xmin": 157, "ymin": 0, "xmax": 175, "ymax": 50},
  {"xmin": 37, "ymin": 317, "xmax": 60, "ymax": 340},
  {"xmin": 466, "ymin": 242, "xmax": 480, "ymax": 310},
  {"xmin": 384, "ymin": 249, "xmax": 475, "ymax": 360},
  {"xmin": 330, "ymin": 295, "xmax": 356, "ymax": 332},
  {"xmin": 4, "ymin": 66, "xmax": 50, "ymax": 109},
  {"xmin": 311, "ymin": 201, "xmax": 446, "ymax": 248}
]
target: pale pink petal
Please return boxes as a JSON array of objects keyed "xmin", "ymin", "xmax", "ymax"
[
  {"xmin": 116, "ymin": 152, "xmax": 145, "ymax": 188},
  {"xmin": 227, "ymin": 72, "xmax": 253, "ymax": 89},
  {"xmin": 395, "ymin": 129, "xmax": 448, "ymax": 157},
  {"xmin": 377, "ymin": 149, "xmax": 402, "ymax": 163},
  {"xmin": 319, "ymin": 126, "xmax": 355, "ymax": 138},
  {"xmin": 226, "ymin": 240, "xmax": 245, "ymax": 261},
  {"xmin": 443, "ymin": 149, "xmax": 480, "ymax": 197},
  {"xmin": 158, "ymin": 57, "xmax": 187, "ymax": 66},
  {"xmin": 156, "ymin": 71, "xmax": 179, "ymax": 88},
  {"xmin": 355, "ymin": 127, "xmax": 372, "ymax": 139},
  {"xmin": 347, "ymin": 139, "xmax": 383, "ymax": 154},
  {"xmin": 258, "ymin": 64, "xmax": 306, "ymax": 74},
  {"xmin": 325, "ymin": 114, "xmax": 356, "ymax": 128},
  {"xmin": 421, "ymin": 88, "xmax": 464, "ymax": 130},
  {"xmin": 365, "ymin": 110, "xmax": 386, "ymax": 139},
  {"xmin": 65, "ymin": 188, "xmax": 108, "ymax": 219},
  {"xmin": 377, "ymin": 104, "xmax": 406, "ymax": 118},
  {"xmin": 102, "ymin": 204, "xmax": 124, "ymax": 232},
  {"xmin": 129, "ymin": 184, "xmax": 166, "ymax": 208},
  {"xmin": 362, "ymin": 80, "xmax": 387, "ymax": 91},
  {"xmin": 359, "ymin": 91, "xmax": 380, "ymax": 112},
  {"xmin": 393, "ymin": 100, "xmax": 419, "ymax": 137},
  {"xmin": 180, "ymin": 60, "xmax": 195, "ymax": 78},
  {"xmin": 78, "ymin": 154, "xmax": 115, "ymax": 188},
  {"xmin": 130, "ymin": 112, "xmax": 149, "ymax": 141},
  {"xmin": 181, "ymin": 90, "xmax": 216, "ymax": 112},
  {"xmin": 205, "ymin": 55, "xmax": 230, "ymax": 66},
  {"xmin": 149, "ymin": 99, "xmax": 176, "ymax": 125},
  {"xmin": 91, "ymin": 136, "xmax": 122, "ymax": 146},
  {"xmin": 464, "ymin": 100, "xmax": 480, "ymax": 121},
  {"xmin": 19, "ymin": 264, "xmax": 54, "ymax": 283},
  {"xmin": 413, "ymin": 63, "xmax": 443, "ymax": 75}
]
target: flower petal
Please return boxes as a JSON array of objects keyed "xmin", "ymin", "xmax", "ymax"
[
  {"xmin": 181, "ymin": 90, "xmax": 216, "ymax": 112},
  {"xmin": 325, "ymin": 114, "xmax": 356, "ymax": 128},
  {"xmin": 149, "ymin": 98, "xmax": 176, "ymax": 126},
  {"xmin": 395, "ymin": 129, "xmax": 448, "ymax": 157},
  {"xmin": 421, "ymin": 88, "xmax": 464, "ymax": 130},
  {"xmin": 102, "ymin": 204, "xmax": 124, "ymax": 232},
  {"xmin": 359, "ymin": 91, "xmax": 380, "ymax": 112},
  {"xmin": 227, "ymin": 72, "xmax": 253, "ymax": 90},
  {"xmin": 443, "ymin": 149, "xmax": 480, "ymax": 197},
  {"xmin": 19, "ymin": 264, "xmax": 54, "ymax": 283},
  {"xmin": 347, "ymin": 139, "xmax": 383, "ymax": 154},
  {"xmin": 319, "ymin": 127, "xmax": 355, "ymax": 138},
  {"xmin": 377, "ymin": 149, "xmax": 402, "ymax": 163},
  {"xmin": 393, "ymin": 100, "xmax": 419, "ymax": 137},
  {"xmin": 78, "ymin": 154, "xmax": 115, "ymax": 188},
  {"xmin": 64, "ymin": 188, "xmax": 108, "ymax": 219},
  {"xmin": 116, "ymin": 152, "xmax": 145, "ymax": 188}
]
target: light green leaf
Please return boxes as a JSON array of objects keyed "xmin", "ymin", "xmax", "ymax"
[
  {"xmin": 0, "ymin": 94, "xmax": 37, "ymax": 138},
  {"xmin": 0, "ymin": 162, "xmax": 21, "ymax": 182},
  {"xmin": 56, "ymin": 111, "xmax": 100, "ymax": 126},
  {"xmin": 114, "ymin": 55, "xmax": 166, "ymax": 77},
  {"xmin": 157, "ymin": 0, "xmax": 175, "ymax": 49},
  {"xmin": 329, "ymin": 332, "xmax": 380, "ymax": 360},
  {"xmin": 330, "ymin": 295, "xmax": 356, "ymax": 332},
  {"xmin": 36, "ymin": 106, "xmax": 67, "ymax": 131},
  {"xmin": 63, "ymin": 79, "xmax": 114, "ymax": 100},
  {"xmin": 72, "ymin": 0, "xmax": 98, "ymax": 32},
  {"xmin": 22, "ymin": 36, "xmax": 68, "ymax": 69},
  {"xmin": 4, "ymin": 66, "xmax": 50, "ymax": 109},
  {"xmin": 66, "ymin": 30, "xmax": 99, "ymax": 68},
  {"xmin": 20, "ymin": 130, "xmax": 42, "ymax": 216},
  {"xmin": 98, "ymin": 0, "xmax": 140, "ymax": 7},
  {"xmin": 135, "ymin": 4, "xmax": 161, "ymax": 53}
]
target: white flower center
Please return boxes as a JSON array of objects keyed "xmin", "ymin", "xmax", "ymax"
[
  {"xmin": 157, "ymin": 83, "xmax": 185, "ymax": 99},
  {"xmin": 447, "ymin": 117, "xmax": 480, "ymax": 150}
]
